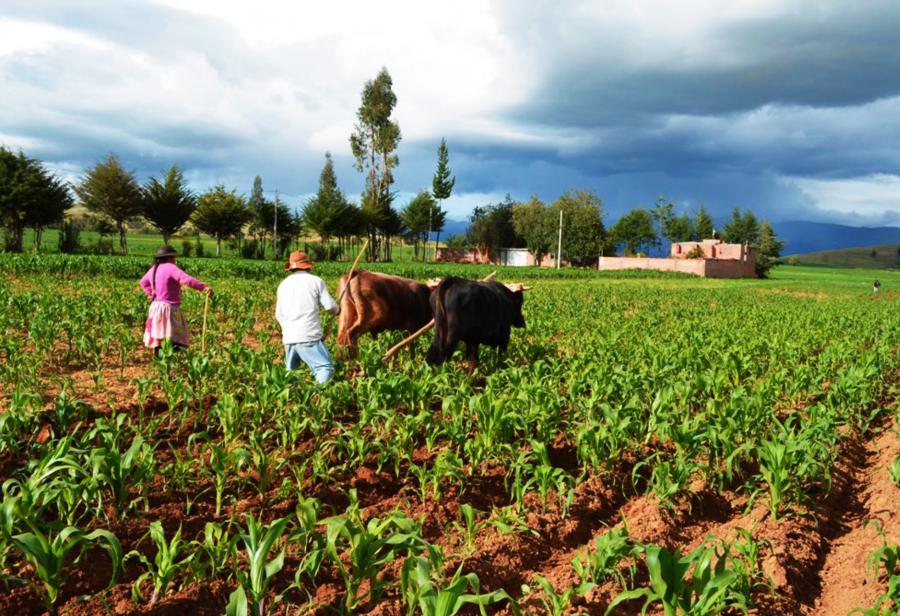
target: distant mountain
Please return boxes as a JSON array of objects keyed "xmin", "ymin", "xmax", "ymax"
[
  {"xmin": 775, "ymin": 221, "xmax": 900, "ymax": 255},
  {"xmin": 427, "ymin": 217, "xmax": 468, "ymax": 241},
  {"xmin": 428, "ymin": 217, "xmax": 900, "ymax": 255}
]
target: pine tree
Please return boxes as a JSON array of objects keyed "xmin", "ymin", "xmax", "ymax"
[
  {"xmin": 430, "ymin": 138, "xmax": 454, "ymax": 259},
  {"xmin": 303, "ymin": 153, "xmax": 347, "ymax": 246},
  {"xmin": 723, "ymin": 207, "xmax": 760, "ymax": 245},
  {"xmin": 247, "ymin": 175, "xmax": 272, "ymax": 257},
  {"xmin": 143, "ymin": 164, "xmax": 196, "ymax": 244},
  {"xmin": 0, "ymin": 147, "xmax": 72, "ymax": 252},
  {"xmin": 193, "ymin": 185, "xmax": 251, "ymax": 257},
  {"xmin": 756, "ymin": 221, "xmax": 783, "ymax": 277},
  {"xmin": 74, "ymin": 154, "xmax": 143, "ymax": 254},
  {"xmin": 694, "ymin": 205, "xmax": 714, "ymax": 240}
]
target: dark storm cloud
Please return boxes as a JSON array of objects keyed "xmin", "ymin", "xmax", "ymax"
[{"xmin": 4, "ymin": 0, "xmax": 900, "ymax": 225}]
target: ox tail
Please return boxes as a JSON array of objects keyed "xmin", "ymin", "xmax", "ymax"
[{"xmin": 337, "ymin": 272, "xmax": 360, "ymax": 346}]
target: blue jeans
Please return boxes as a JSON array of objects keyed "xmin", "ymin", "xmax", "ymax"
[{"xmin": 285, "ymin": 340, "xmax": 334, "ymax": 384}]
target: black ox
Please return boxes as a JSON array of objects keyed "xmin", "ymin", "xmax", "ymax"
[{"xmin": 425, "ymin": 277, "xmax": 525, "ymax": 373}]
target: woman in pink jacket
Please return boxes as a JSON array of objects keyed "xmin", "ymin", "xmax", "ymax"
[{"xmin": 139, "ymin": 245, "xmax": 212, "ymax": 353}]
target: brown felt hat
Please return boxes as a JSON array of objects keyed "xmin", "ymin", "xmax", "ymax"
[
  {"xmin": 154, "ymin": 245, "xmax": 177, "ymax": 260},
  {"xmin": 285, "ymin": 250, "xmax": 314, "ymax": 271}
]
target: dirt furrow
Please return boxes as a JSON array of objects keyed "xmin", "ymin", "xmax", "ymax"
[{"xmin": 812, "ymin": 421, "xmax": 900, "ymax": 615}]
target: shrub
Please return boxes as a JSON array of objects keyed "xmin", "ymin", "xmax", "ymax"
[
  {"xmin": 180, "ymin": 240, "xmax": 193, "ymax": 257},
  {"xmin": 241, "ymin": 239, "xmax": 260, "ymax": 259},
  {"xmin": 685, "ymin": 245, "xmax": 705, "ymax": 259},
  {"xmin": 445, "ymin": 234, "xmax": 469, "ymax": 250},
  {"xmin": 58, "ymin": 220, "xmax": 82, "ymax": 254},
  {"xmin": 308, "ymin": 244, "xmax": 327, "ymax": 261}
]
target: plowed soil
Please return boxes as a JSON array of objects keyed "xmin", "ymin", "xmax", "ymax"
[{"xmin": 1, "ymin": 357, "xmax": 898, "ymax": 615}]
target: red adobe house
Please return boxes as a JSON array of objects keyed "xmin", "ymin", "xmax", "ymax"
[{"xmin": 597, "ymin": 239, "xmax": 757, "ymax": 278}]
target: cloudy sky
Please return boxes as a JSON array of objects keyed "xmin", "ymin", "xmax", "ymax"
[{"xmin": 3, "ymin": 0, "xmax": 900, "ymax": 226}]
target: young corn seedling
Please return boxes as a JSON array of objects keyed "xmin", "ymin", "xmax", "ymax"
[
  {"xmin": 127, "ymin": 521, "xmax": 195, "ymax": 606},
  {"xmin": 3, "ymin": 436, "xmax": 92, "ymax": 526},
  {"xmin": 324, "ymin": 509, "xmax": 430, "ymax": 613},
  {"xmin": 529, "ymin": 440, "xmax": 575, "ymax": 515},
  {"xmin": 247, "ymin": 430, "xmax": 285, "ymax": 498},
  {"xmin": 851, "ymin": 522, "xmax": 899, "ymax": 615},
  {"xmin": 204, "ymin": 441, "xmax": 248, "ymax": 516},
  {"xmin": 571, "ymin": 525, "xmax": 636, "ymax": 589},
  {"xmin": 227, "ymin": 514, "xmax": 290, "ymax": 616},
  {"xmin": 605, "ymin": 540, "xmax": 752, "ymax": 616},
  {"xmin": 523, "ymin": 574, "xmax": 583, "ymax": 616},
  {"xmin": 287, "ymin": 495, "xmax": 327, "ymax": 587},
  {"xmin": 4, "ymin": 501, "xmax": 122, "ymax": 616},
  {"xmin": 453, "ymin": 504, "xmax": 488, "ymax": 556},
  {"xmin": 401, "ymin": 555, "xmax": 517, "ymax": 616},
  {"xmin": 87, "ymin": 434, "xmax": 155, "ymax": 519},
  {"xmin": 488, "ymin": 505, "xmax": 537, "ymax": 537}
]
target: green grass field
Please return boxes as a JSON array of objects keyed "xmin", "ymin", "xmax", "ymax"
[{"xmin": 20, "ymin": 227, "xmax": 436, "ymax": 262}]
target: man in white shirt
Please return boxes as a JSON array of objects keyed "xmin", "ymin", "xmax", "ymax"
[{"xmin": 275, "ymin": 251, "xmax": 339, "ymax": 384}]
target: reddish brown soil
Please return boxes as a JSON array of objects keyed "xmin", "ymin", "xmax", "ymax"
[{"xmin": 2, "ymin": 349, "xmax": 899, "ymax": 615}]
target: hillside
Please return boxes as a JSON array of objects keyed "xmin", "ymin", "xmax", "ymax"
[
  {"xmin": 775, "ymin": 220, "xmax": 900, "ymax": 255},
  {"xmin": 792, "ymin": 243, "xmax": 900, "ymax": 268}
]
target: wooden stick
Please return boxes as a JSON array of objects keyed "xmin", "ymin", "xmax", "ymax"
[
  {"xmin": 381, "ymin": 270, "xmax": 497, "ymax": 362},
  {"xmin": 337, "ymin": 237, "xmax": 370, "ymax": 306},
  {"xmin": 201, "ymin": 292, "xmax": 210, "ymax": 353}
]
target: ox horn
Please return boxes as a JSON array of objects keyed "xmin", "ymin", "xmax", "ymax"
[
  {"xmin": 504, "ymin": 283, "xmax": 531, "ymax": 292},
  {"xmin": 381, "ymin": 270, "xmax": 498, "ymax": 362}
]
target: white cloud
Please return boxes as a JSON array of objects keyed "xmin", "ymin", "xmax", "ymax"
[
  {"xmin": 789, "ymin": 174, "xmax": 900, "ymax": 221},
  {"xmin": 0, "ymin": 17, "xmax": 106, "ymax": 56}
]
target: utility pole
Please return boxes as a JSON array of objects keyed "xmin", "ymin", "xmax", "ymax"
[
  {"xmin": 427, "ymin": 205, "xmax": 433, "ymax": 263},
  {"xmin": 273, "ymin": 189, "xmax": 279, "ymax": 259},
  {"xmin": 556, "ymin": 208, "xmax": 563, "ymax": 269}
]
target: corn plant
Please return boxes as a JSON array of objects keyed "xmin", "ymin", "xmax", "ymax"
[
  {"xmin": 632, "ymin": 452, "xmax": 700, "ymax": 509},
  {"xmin": 289, "ymin": 495, "xmax": 327, "ymax": 583},
  {"xmin": 890, "ymin": 452, "xmax": 900, "ymax": 488},
  {"xmin": 605, "ymin": 540, "xmax": 753, "ymax": 616},
  {"xmin": 851, "ymin": 522, "xmax": 899, "ymax": 615},
  {"xmin": 2, "ymin": 500, "xmax": 122, "ymax": 616},
  {"xmin": 202, "ymin": 441, "xmax": 248, "ymax": 516},
  {"xmin": 87, "ymin": 434, "xmax": 155, "ymax": 519},
  {"xmin": 453, "ymin": 504, "xmax": 488, "ymax": 556},
  {"xmin": 571, "ymin": 525, "xmax": 636, "ymax": 588},
  {"xmin": 488, "ymin": 505, "xmax": 536, "ymax": 537},
  {"xmin": 246, "ymin": 430, "xmax": 285, "ymax": 498},
  {"xmin": 3, "ymin": 436, "xmax": 93, "ymax": 525},
  {"xmin": 191, "ymin": 521, "xmax": 235, "ymax": 582},
  {"xmin": 401, "ymin": 555, "xmax": 517, "ymax": 616},
  {"xmin": 127, "ymin": 521, "xmax": 195, "ymax": 605},
  {"xmin": 324, "ymin": 508, "xmax": 431, "ymax": 613},
  {"xmin": 226, "ymin": 515, "xmax": 289, "ymax": 616},
  {"xmin": 523, "ymin": 574, "xmax": 584, "ymax": 616}
]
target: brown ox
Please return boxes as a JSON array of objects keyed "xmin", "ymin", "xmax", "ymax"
[{"xmin": 336, "ymin": 270, "xmax": 433, "ymax": 352}]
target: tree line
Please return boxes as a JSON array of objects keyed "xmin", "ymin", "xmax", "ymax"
[
  {"xmin": 0, "ymin": 67, "xmax": 453, "ymax": 262},
  {"xmin": 462, "ymin": 195, "xmax": 782, "ymax": 276},
  {"xmin": 1, "ymin": 65, "xmax": 781, "ymax": 273}
]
